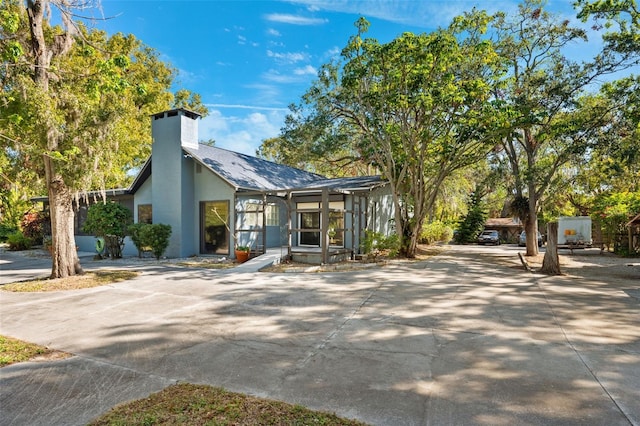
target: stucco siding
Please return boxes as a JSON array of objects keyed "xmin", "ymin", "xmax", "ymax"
[{"xmin": 368, "ymin": 186, "xmax": 395, "ymax": 236}]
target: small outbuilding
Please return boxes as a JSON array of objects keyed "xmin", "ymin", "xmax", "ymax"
[{"xmin": 484, "ymin": 217, "xmax": 523, "ymax": 244}]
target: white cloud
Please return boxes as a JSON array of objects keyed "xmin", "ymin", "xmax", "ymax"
[
  {"xmin": 267, "ymin": 28, "xmax": 281, "ymax": 37},
  {"xmin": 288, "ymin": 0, "xmax": 517, "ymax": 29},
  {"xmin": 263, "ymin": 69, "xmax": 305, "ymax": 83},
  {"xmin": 264, "ymin": 13, "xmax": 328, "ymax": 25},
  {"xmin": 293, "ymin": 65, "xmax": 317, "ymax": 75},
  {"xmin": 199, "ymin": 109, "xmax": 287, "ymax": 155},
  {"xmin": 266, "ymin": 50, "xmax": 308, "ymax": 63},
  {"xmin": 238, "ymin": 35, "xmax": 246, "ymax": 45},
  {"xmin": 205, "ymin": 104, "xmax": 288, "ymax": 112},
  {"xmin": 324, "ymin": 46, "xmax": 341, "ymax": 60}
]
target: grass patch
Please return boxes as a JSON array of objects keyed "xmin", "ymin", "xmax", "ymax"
[
  {"xmin": 175, "ymin": 261, "xmax": 235, "ymax": 270},
  {"xmin": 1, "ymin": 270, "xmax": 140, "ymax": 292},
  {"xmin": 0, "ymin": 335, "xmax": 57, "ymax": 367},
  {"xmin": 89, "ymin": 383, "xmax": 367, "ymax": 426}
]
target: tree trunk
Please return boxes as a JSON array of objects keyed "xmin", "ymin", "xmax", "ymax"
[
  {"xmin": 541, "ymin": 222, "xmax": 561, "ymax": 275},
  {"xmin": 28, "ymin": 0, "xmax": 83, "ymax": 278},
  {"xmin": 45, "ymin": 157, "xmax": 84, "ymax": 278},
  {"xmin": 526, "ymin": 186, "xmax": 539, "ymax": 257}
]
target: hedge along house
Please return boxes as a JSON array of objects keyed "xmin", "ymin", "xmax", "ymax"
[{"xmin": 66, "ymin": 108, "xmax": 393, "ymax": 263}]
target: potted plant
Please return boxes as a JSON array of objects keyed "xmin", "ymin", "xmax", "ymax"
[{"xmin": 234, "ymin": 245, "xmax": 251, "ymax": 263}]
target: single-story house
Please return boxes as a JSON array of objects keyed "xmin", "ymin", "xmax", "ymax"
[
  {"xmin": 484, "ymin": 217, "xmax": 523, "ymax": 243},
  {"xmin": 52, "ymin": 108, "xmax": 394, "ymax": 264}
]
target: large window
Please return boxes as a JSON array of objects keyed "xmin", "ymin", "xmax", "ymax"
[
  {"xmin": 241, "ymin": 203, "xmax": 279, "ymax": 227},
  {"xmin": 201, "ymin": 201, "xmax": 229, "ymax": 254},
  {"xmin": 297, "ymin": 201, "xmax": 344, "ymax": 247}
]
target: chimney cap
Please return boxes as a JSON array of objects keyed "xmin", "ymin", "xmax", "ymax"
[{"xmin": 151, "ymin": 108, "xmax": 202, "ymax": 120}]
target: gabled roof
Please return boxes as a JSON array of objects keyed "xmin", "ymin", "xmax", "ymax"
[
  {"xmin": 129, "ymin": 143, "xmax": 387, "ymax": 194},
  {"xmin": 184, "ymin": 144, "xmax": 325, "ymax": 191}
]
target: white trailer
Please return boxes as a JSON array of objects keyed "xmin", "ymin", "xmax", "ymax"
[{"xmin": 557, "ymin": 216, "xmax": 592, "ymax": 248}]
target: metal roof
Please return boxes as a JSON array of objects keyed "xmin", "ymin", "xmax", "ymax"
[
  {"xmin": 184, "ymin": 145, "xmax": 325, "ymax": 191},
  {"xmin": 287, "ymin": 175, "xmax": 386, "ymax": 193},
  {"xmin": 126, "ymin": 144, "xmax": 386, "ymax": 195}
]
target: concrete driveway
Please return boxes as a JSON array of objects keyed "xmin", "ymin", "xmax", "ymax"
[{"xmin": 1, "ymin": 245, "xmax": 638, "ymax": 425}]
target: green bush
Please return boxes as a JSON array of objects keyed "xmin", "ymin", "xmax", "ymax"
[
  {"xmin": 7, "ymin": 231, "xmax": 32, "ymax": 251},
  {"xmin": 145, "ymin": 224, "xmax": 172, "ymax": 260},
  {"xmin": 128, "ymin": 223, "xmax": 146, "ymax": 257},
  {"xmin": 128, "ymin": 223, "xmax": 172, "ymax": 260},
  {"xmin": 361, "ymin": 230, "xmax": 400, "ymax": 257},
  {"xmin": 83, "ymin": 202, "xmax": 132, "ymax": 259},
  {"xmin": 0, "ymin": 223, "xmax": 18, "ymax": 242},
  {"xmin": 419, "ymin": 221, "xmax": 454, "ymax": 245}
]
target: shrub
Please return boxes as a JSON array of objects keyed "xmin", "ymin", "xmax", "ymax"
[
  {"xmin": 0, "ymin": 223, "xmax": 18, "ymax": 242},
  {"xmin": 83, "ymin": 202, "xmax": 132, "ymax": 259},
  {"xmin": 361, "ymin": 230, "xmax": 400, "ymax": 257},
  {"xmin": 128, "ymin": 223, "xmax": 146, "ymax": 257},
  {"xmin": 419, "ymin": 221, "xmax": 454, "ymax": 245},
  {"xmin": 21, "ymin": 211, "xmax": 50, "ymax": 245},
  {"xmin": 128, "ymin": 223, "xmax": 172, "ymax": 260},
  {"xmin": 144, "ymin": 224, "xmax": 172, "ymax": 260},
  {"xmin": 7, "ymin": 231, "xmax": 32, "ymax": 251}
]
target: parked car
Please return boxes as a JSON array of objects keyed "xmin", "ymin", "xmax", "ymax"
[
  {"xmin": 477, "ymin": 230, "xmax": 500, "ymax": 245},
  {"xmin": 519, "ymin": 230, "xmax": 543, "ymax": 247}
]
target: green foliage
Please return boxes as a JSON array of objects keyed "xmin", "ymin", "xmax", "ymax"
[
  {"xmin": 455, "ymin": 190, "xmax": 488, "ymax": 243},
  {"xmin": 0, "ymin": 189, "xmax": 31, "ymax": 232},
  {"xmin": 7, "ymin": 231, "xmax": 31, "ymax": 251},
  {"xmin": 83, "ymin": 202, "xmax": 132, "ymax": 237},
  {"xmin": 172, "ymin": 89, "xmax": 209, "ymax": 117},
  {"xmin": 419, "ymin": 221, "xmax": 454, "ymax": 245},
  {"xmin": 0, "ymin": 223, "xmax": 18, "ymax": 242},
  {"xmin": 591, "ymin": 191, "xmax": 640, "ymax": 253},
  {"xmin": 83, "ymin": 202, "xmax": 132, "ymax": 259},
  {"xmin": 128, "ymin": 223, "xmax": 146, "ymax": 257},
  {"xmin": 144, "ymin": 224, "xmax": 172, "ymax": 260},
  {"xmin": 128, "ymin": 223, "xmax": 172, "ymax": 260},
  {"xmin": 361, "ymin": 231, "xmax": 400, "ymax": 257},
  {"xmin": 509, "ymin": 196, "xmax": 530, "ymax": 222}
]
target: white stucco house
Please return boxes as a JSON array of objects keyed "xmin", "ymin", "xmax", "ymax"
[{"xmin": 65, "ymin": 108, "xmax": 395, "ymax": 263}]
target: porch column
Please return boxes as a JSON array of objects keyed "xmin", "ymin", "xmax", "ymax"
[
  {"xmin": 287, "ymin": 191, "xmax": 292, "ymax": 259},
  {"xmin": 262, "ymin": 193, "xmax": 267, "ymax": 254},
  {"xmin": 321, "ymin": 188, "xmax": 329, "ymax": 264},
  {"xmin": 233, "ymin": 193, "xmax": 238, "ymax": 255},
  {"xmin": 351, "ymin": 196, "xmax": 356, "ymax": 259}
]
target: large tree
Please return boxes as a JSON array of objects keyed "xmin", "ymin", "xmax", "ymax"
[
  {"xmin": 264, "ymin": 15, "xmax": 504, "ymax": 257},
  {"xmin": 0, "ymin": 0, "xmax": 205, "ymax": 277},
  {"xmin": 490, "ymin": 0, "xmax": 639, "ymax": 256}
]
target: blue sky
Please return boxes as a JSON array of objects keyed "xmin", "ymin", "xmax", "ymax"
[{"xmin": 96, "ymin": 0, "xmax": 592, "ymax": 155}]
